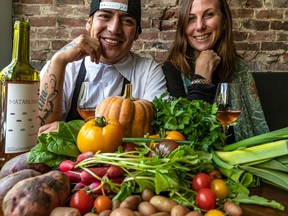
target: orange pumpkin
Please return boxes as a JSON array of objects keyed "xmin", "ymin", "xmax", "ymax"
[{"xmin": 95, "ymin": 84, "xmax": 155, "ymax": 137}]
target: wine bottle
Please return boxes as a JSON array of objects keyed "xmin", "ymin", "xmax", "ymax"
[{"xmin": 0, "ymin": 20, "xmax": 39, "ymax": 167}]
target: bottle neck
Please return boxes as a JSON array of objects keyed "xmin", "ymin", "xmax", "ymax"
[{"xmin": 12, "ymin": 21, "xmax": 30, "ymax": 63}]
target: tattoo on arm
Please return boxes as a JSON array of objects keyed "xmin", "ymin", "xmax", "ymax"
[
  {"xmin": 56, "ymin": 41, "xmax": 77, "ymax": 53},
  {"xmin": 39, "ymin": 74, "xmax": 59, "ymax": 126}
]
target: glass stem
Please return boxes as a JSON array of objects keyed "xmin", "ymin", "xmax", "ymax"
[{"xmin": 222, "ymin": 125, "xmax": 230, "ymax": 134}]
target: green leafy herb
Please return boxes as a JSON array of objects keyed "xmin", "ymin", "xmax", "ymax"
[
  {"xmin": 28, "ymin": 120, "xmax": 84, "ymax": 167},
  {"xmin": 151, "ymin": 93, "xmax": 225, "ymax": 151}
]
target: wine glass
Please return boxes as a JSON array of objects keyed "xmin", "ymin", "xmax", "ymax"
[
  {"xmin": 77, "ymin": 81, "xmax": 97, "ymax": 120},
  {"xmin": 214, "ymin": 83, "xmax": 242, "ymax": 134}
]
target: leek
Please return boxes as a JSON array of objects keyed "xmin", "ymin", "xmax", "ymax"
[
  {"xmin": 239, "ymin": 165, "xmax": 288, "ymax": 191},
  {"xmin": 215, "ymin": 139, "xmax": 288, "ymax": 165},
  {"xmin": 223, "ymin": 127, "xmax": 288, "ymax": 151}
]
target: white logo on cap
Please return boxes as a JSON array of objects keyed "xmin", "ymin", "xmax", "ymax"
[{"xmin": 99, "ymin": 2, "xmax": 128, "ymax": 12}]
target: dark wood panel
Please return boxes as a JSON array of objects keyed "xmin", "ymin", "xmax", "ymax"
[{"xmin": 241, "ymin": 183, "xmax": 288, "ymax": 216}]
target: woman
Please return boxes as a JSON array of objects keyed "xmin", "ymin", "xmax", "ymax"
[{"xmin": 163, "ymin": 0, "xmax": 269, "ymax": 141}]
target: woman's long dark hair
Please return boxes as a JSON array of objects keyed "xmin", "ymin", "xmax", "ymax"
[{"xmin": 167, "ymin": 0, "xmax": 238, "ymax": 82}]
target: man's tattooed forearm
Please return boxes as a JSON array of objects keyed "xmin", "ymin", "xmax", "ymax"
[
  {"xmin": 56, "ymin": 41, "xmax": 77, "ymax": 53},
  {"xmin": 39, "ymin": 74, "xmax": 59, "ymax": 126}
]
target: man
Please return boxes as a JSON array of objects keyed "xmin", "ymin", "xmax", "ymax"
[{"xmin": 38, "ymin": 0, "xmax": 167, "ymax": 133}]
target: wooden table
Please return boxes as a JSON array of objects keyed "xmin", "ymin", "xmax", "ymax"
[{"xmin": 241, "ymin": 183, "xmax": 288, "ymax": 216}]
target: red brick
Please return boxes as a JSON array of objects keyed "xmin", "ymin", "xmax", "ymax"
[
  {"xmin": 160, "ymin": 31, "xmax": 176, "ymax": 40},
  {"xmin": 248, "ymin": 32, "xmax": 276, "ymax": 43},
  {"xmin": 14, "ymin": 5, "xmax": 41, "ymax": 16},
  {"xmin": 242, "ymin": 20, "xmax": 270, "ymax": 31},
  {"xmin": 235, "ymin": 42, "xmax": 261, "ymax": 51},
  {"xmin": 57, "ymin": 0, "xmax": 83, "ymax": 4},
  {"xmin": 271, "ymin": 21, "xmax": 288, "ymax": 31},
  {"xmin": 256, "ymin": 10, "xmax": 284, "ymax": 19},
  {"xmin": 58, "ymin": 18, "xmax": 87, "ymax": 27},
  {"xmin": 29, "ymin": 17, "xmax": 56, "ymax": 27},
  {"xmin": 232, "ymin": 9, "xmax": 254, "ymax": 19},
  {"xmin": 245, "ymin": 0, "xmax": 263, "ymax": 8},
  {"xmin": 233, "ymin": 31, "xmax": 248, "ymax": 42},
  {"xmin": 31, "ymin": 50, "xmax": 49, "ymax": 61},
  {"xmin": 21, "ymin": 0, "xmax": 53, "ymax": 3},
  {"xmin": 261, "ymin": 42, "xmax": 287, "ymax": 51},
  {"xmin": 161, "ymin": 20, "xmax": 177, "ymax": 31}
]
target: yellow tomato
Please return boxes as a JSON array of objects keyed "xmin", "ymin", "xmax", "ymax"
[
  {"xmin": 77, "ymin": 116, "xmax": 124, "ymax": 153},
  {"xmin": 210, "ymin": 179, "xmax": 228, "ymax": 200},
  {"xmin": 205, "ymin": 209, "xmax": 225, "ymax": 216}
]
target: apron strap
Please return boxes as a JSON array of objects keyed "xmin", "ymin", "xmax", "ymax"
[{"xmin": 66, "ymin": 59, "xmax": 87, "ymax": 121}]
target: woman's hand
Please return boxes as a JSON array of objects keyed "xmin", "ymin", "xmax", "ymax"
[
  {"xmin": 195, "ymin": 50, "xmax": 221, "ymax": 82},
  {"xmin": 38, "ymin": 121, "xmax": 60, "ymax": 135}
]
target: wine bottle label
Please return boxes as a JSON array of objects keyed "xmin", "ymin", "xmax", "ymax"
[{"xmin": 5, "ymin": 83, "xmax": 39, "ymax": 153}]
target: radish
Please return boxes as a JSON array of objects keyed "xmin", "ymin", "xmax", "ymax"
[{"xmin": 59, "ymin": 160, "xmax": 75, "ymax": 172}]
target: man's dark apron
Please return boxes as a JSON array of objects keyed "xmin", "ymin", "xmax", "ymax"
[{"xmin": 66, "ymin": 59, "xmax": 129, "ymax": 121}]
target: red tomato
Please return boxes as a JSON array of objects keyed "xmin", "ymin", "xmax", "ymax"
[
  {"xmin": 210, "ymin": 179, "xmax": 228, "ymax": 200},
  {"xmin": 70, "ymin": 190, "xmax": 94, "ymax": 215},
  {"xmin": 192, "ymin": 173, "xmax": 211, "ymax": 191},
  {"xmin": 208, "ymin": 170, "xmax": 222, "ymax": 180},
  {"xmin": 195, "ymin": 188, "xmax": 216, "ymax": 210},
  {"xmin": 94, "ymin": 195, "xmax": 112, "ymax": 213}
]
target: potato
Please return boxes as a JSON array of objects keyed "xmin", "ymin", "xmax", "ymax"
[
  {"xmin": 2, "ymin": 170, "xmax": 70, "ymax": 216},
  {"xmin": 171, "ymin": 205, "xmax": 190, "ymax": 216},
  {"xmin": 50, "ymin": 207, "xmax": 81, "ymax": 216},
  {"xmin": 134, "ymin": 212, "xmax": 143, "ymax": 216},
  {"xmin": 150, "ymin": 212, "xmax": 170, "ymax": 216},
  {"xmin": 99, "ymin": 210, "xmax": 112, "ymax": 216},
  {"xmin": 112, "ymin": 199, "xmax": 121, "ymax": 210},
  {"xmin": 138, "ymin": 201, "xmax": 158, "ymax": 215},
  {"xmin": 150, "ymin": 195, "xmax": 178, "ymax": 213},
  {"xmin": 110, "ymin": 207, "xmax": 136, "ymax": 216},
  {"xmin": 84, "ymin": 213, "xmax": 99, "ymax": 216},
  {"xmin": 0, "ymin": 169, "xmax": 41, "ymax": 215},
  {"xmin": 185, "ymin": 211, "xmax": 203, "ymax": 216},
  {"xmin": 119, "ymin": 195, "xmax": 142, "ymax": 211},
  {"xmin": 141, "ymin": 188, "xmax": 154, "ymax": 201},
  {"xmin": 0, "ymin": 152, "xmax": 51, "ymax": 178}
]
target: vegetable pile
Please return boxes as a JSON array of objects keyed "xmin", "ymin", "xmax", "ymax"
[{"xmin": 1, "ymin": 94, "xmax": 288, "ymax": 215}]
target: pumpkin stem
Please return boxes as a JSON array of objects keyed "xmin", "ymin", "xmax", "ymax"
[
  {"xmin": 159, "ymin": 128, "xmax": 166, "ymax": 138},
  {"xmin": 122, "ymin": 84, "xmax": 135, "ymax": 100},
  {"xmin": 94, "ymin": 116, "xmax": 108, "ymax": 127}
]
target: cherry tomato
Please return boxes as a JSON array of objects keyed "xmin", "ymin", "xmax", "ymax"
[
  {"xmin": 195, "ymin": 188, "xmax": 216, "ymax": 210},
  {"xmin": 192, "ymin": 173, "xmax": 211, "ymax": 191},
  {"xmin": 210, "ymin": 179, "xmax": 228, "ymax": 200},
  {"xmin": 208, "ymin": 170, "xmax": 222, "ymax": 180},
  {"xmin": 204, "ymin": 209, "xmax": 225, "ymax": 216},
  {"xmin": 70, "ymin": 190, "xmax": 94, "ymax": 215},
  {"xmin": 94, "ymin": 195, "xmax": 112, "ymax": 213}
]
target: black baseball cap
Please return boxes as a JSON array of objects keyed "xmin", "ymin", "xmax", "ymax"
[{"xmin": 89, "ymin": 0, "xmax": 142, "ymax": 34}]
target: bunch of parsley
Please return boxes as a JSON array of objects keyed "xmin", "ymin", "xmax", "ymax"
[{"xmin": 151, "ymin": 93, "xmax": 225, "ymax": 151}]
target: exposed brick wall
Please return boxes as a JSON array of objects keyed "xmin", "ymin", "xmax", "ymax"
[{"xmin": 12, "ymin": 0, "xmax": 288, "ymax": 72}]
